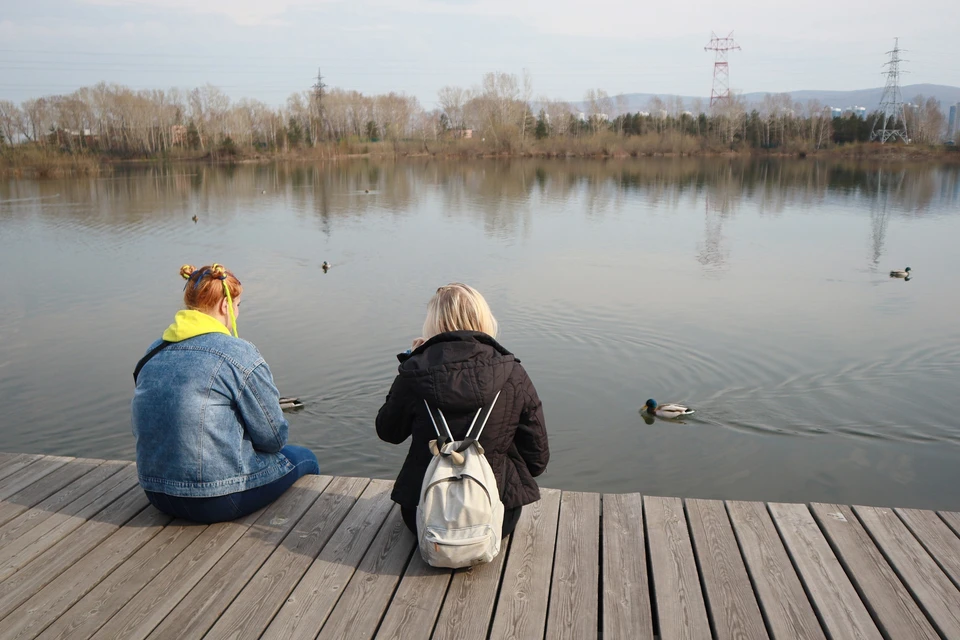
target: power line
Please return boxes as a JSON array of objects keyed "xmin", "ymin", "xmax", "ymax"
[
  {"xmin": 871, "ymin": 38, "xmax": 909, "ymax": 144},
  {"xmin": 704, "ymin": 31, "xmax": 741, "ymax": 107}
]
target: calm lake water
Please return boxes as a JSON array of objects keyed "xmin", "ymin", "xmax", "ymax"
[{"xmin": 2, "ymin": 158, "xmax": 959, "ymax": 510}]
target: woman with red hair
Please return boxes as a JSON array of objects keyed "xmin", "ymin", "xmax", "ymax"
[{"xmin": 131, "ymin": 263, "xmax": 319, "ymax": 523}]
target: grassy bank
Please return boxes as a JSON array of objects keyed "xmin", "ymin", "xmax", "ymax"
[
  {"xmin": 3, "ymin": 136, "xmax": 958, "ymax": 178},
  {"xmin": 1, "ymin": 147, "xmax": 105, "ymax": 178}
]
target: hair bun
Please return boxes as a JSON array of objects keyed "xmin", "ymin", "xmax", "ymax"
[
  {"xmin": 210, "ymin": 263, "xmax": 227, "ymax": 280},
  {"xmin": 180, "ymin": 264, "xmax": 196, "ymax": 280}
]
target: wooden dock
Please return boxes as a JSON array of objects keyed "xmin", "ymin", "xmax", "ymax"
[{"xmin": 1, "ymin": 452, "xmax": 959, "ymax": 639}]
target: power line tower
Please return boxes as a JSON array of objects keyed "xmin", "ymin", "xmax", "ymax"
[
  {"xmin": 313, "ymin": 68, "xmax": 327, "ymax": 142},
  {"xmin": 871, "ymin": 38, "xmax": 909, "ymax": 144},
  {"xmin": 704, "ymin": 31, "xmax": 741, "ymax": 107}
]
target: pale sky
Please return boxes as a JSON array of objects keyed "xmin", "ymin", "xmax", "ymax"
[{"xmin": 1, "ymin": 0, "xmax": 956, "ymax": 108}]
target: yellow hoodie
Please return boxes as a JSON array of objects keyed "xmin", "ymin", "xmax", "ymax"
[{"xmin": 162, "ymin": 310, "xmax": 231, "ymax": 343}]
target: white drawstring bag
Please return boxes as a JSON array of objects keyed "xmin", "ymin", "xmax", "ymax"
[{"xmin": 417, "ymin": 391, "xmax": 504, "ymax": 569}]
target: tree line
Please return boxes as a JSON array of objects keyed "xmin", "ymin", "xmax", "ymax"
[{"xmin": 0, "ymin": 71, "xmax": 955, "ymax": 159}]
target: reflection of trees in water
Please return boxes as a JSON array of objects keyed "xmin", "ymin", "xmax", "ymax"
[{"xmin": 2, "ymin": 160, "xmax": 956, "ymax": 245}]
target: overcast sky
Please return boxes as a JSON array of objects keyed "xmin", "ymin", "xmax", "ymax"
[{"xmin": 1, "ymin": 0, "xmax": 957, "ymax": 108}]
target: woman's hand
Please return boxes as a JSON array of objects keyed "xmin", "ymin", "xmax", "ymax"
[{"xmin": 411, "ymin": 337, "xmax": 425, "ymax": 350}]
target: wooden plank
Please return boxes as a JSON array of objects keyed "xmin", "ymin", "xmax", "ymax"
[
  {"xmin": 0, "ymin": 454, "xmax": 44, "ymax": 483},
  {"xmin": 937, "ymin": 511, "xmax": 960, "ymax": 536},
  {"xmin": 854, "ymin": 505, "xmax": 960, "ymax": 638},
  {"xmin": 810, "ymin": 503, "xmax": 938, "ymax": 640},
  {"xmin": 769, "ymin": 502, "xmax": 881, "ymax": 640},
  {"xmin": 488, "ymin": 488, "xmax": 562, "ymax": 640},
  {"xmin": 315, "ymin": 505, "xmax": 416, "ymax": 640},
  {"xmin": 205, "ymin": 476, "xmax": 370, "ymax": 640},
  {"xmin": 687, "ymin": 499, "xmax": 767, "ymax": 640},
  {"xmin": 545, "ymin": 491, "xmax": 600, "ymax": 640},
  {"xmin": 89, "ymin": 510, "xmax": 263, "ymax": 640},
  {"xmin": 0, "ymin": 506, "xmax": 171, "ymax": 640},
  {"xmin": 0, "ymin": 484, "xmax": 150, "ymax": 620},
  {"xmin": 726, "ymin": 501, "xmax": 825, "ymax": 640},
  {"xmin": 0, "ymin": 452, "xmax": 16, "ymax": 467},
  {"xmin": 142, "ymin": 475, "xmax": 332, "ymax": 640},
  {"xmin": 261, "ymin": 480, "xmax": 395, "ymax": 640},
  {"xmin": 374, "ymin": 550, "xmax": 452, "ymax": 640},
  {"xmin": 0, "ymin": 459, "xmax": 102, "ymax": 528},
  {"xmin": 939, "ymin": 511, "xmax": 960, "ymax": 538},
  {"xmin": 36, "ymin": 520, "xmax": 208, "ymax": 640},
  {"xmin": 0, "ymin": 455, "xmax": 72, "ymax": 501},
  {"xmin": 644, "ymin": 496, "xmax": 711, "ymax": 640},
  {"xmin": 602, "ymin": 493, "xmax": 653, "ymax": 640},
  {"xmin": 0, "ymin": 465, "xmax": 138, "ymax": 581},
  {"xmin": 432, "ymin": 535, "xmax": 511, "ymax": 640},
  {"xmin": 0, "ymin": 461, "xmax": 124, "ymax": 548},
  {"xmin": 897, "ymin": 508, "xmax": 960, "ymax": 590}
]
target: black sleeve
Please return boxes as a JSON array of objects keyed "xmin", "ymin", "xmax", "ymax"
[
  {"xmin": 514, "ymin": 371, "xmax": 549, "ymax": 477},
  {"xmin": 376, "ymin": 375, "xmax": 417, "ymax": 444}
]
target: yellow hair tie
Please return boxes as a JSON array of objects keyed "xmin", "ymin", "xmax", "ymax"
[{"xmin": 222, "ymin": 278, "xmax": 239, "ymax": 338}]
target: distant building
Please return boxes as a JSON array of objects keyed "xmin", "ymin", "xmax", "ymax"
[
  {"xmin": 844, "ymin": 106, "xmax": 867, "ymax": 118},
  {"xmin": 948, "ymin": 104, "xmax": 960, "ymax": 140},
  {"xmin": 578, "ymin": 112, "xmax": 609, "ymax": 123},
  {"xmin": 452, "ymin": 128, "xmax": 473, "ymax": 139},
  {"xmin": 830, "ymin": 107, "xmax": 843, "ymax": 118}
]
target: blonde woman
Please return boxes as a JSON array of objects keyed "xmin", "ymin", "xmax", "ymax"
[{"xmin": 376, "ymin": 283, "xmax": 549, "ymax": 537}]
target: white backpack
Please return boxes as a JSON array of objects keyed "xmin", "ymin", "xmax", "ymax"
[{"xmin": 417, "ymin": 391, "xmax": 504, "ymax": 569}]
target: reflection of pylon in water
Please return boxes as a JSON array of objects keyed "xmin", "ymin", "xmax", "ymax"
[
  {"xmin": 698, "ymin": 193, "xmax": 731, "ymax": 268},
  {"xmin": 698, "ymin": 165, "xmax": 739, "ymax": 268},
  {"xmin": 868, "ymin": 168, "xmax": 905, "ymax": 267}
]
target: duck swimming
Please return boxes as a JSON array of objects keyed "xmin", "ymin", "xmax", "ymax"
[
  {"xmin": 643, "ymin": 399, "xmax": 694, "ymax": 419},
  {"xmin": 889, "ymin": 267, "xmax": 911, "ymax": 278},
  {"xmin": 322, "ymin": 261, "xmax": 331, "ymax": 272},
  {"xmin": 279, "ymin": 396, "xmax": 303, "ymax": 411}
]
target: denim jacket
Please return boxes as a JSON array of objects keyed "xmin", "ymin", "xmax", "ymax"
[{"xmin": 131, "ymin": 311, "xmax": 293, "ymax": 497}]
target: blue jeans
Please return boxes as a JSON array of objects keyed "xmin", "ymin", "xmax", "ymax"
[{"xmin": 145, "ymin": 445, "xmax": 320, "ymax": 524}]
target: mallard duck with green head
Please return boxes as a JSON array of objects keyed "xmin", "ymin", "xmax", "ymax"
[{"xmin": 643, "ymin": 399, "xmax": 694, "ymax": 419}]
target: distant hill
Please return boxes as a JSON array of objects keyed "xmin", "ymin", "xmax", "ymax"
[{"xmin": 570, "ymin": 84, "xmax": 960, "ymax": 115}]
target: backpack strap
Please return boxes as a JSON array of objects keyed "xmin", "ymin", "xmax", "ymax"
[
  {"xmin": 133, "ymin": 341, "xmax": 172, "ymax": 384},
  {"xmin": 424, "ymin": 399, "xmax": 455, "ymax": 449},
  {"xmin": 424, "ymin": 390, "xmax": 501, "ymax": 456},
  {"xmin": 466, "ymin": 389, "xmax": 501, "ymax": 441}
]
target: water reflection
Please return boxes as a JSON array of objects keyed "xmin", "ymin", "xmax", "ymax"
[{"xmin": 4, "ymin": 158, "xmax": 956, "ymax": 246}]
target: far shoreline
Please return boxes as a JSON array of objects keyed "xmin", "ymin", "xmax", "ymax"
[{"xmin": 3, "ymin": 142, "xmax": 959, "ymax": 179}]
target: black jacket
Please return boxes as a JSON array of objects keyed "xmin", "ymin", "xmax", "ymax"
[{"xmin": 376, "ymin": 331, "xmax": 549, "ymax": 510}]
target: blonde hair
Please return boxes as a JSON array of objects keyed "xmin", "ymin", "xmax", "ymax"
[{"xmin": 422, "ymin": 283, "xmax": 498, "ymax": 340}]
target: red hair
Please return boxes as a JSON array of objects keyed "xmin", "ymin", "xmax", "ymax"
[{"xmin": 179, "ymin": 264, "xmax": 242, "ymax": 312}]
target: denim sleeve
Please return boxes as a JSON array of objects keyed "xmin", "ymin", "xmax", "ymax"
[{"xmin": 238, "ymin": 362, "xmax": 289, "ymax": 453}]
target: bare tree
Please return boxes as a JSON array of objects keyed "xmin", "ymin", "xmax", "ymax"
[
  {"xmin": 906, "ymin": 95, "xmax": 946, "ymax": 144},
  {"xmin": 437, "ymin": 86, "xmax": 467, "ymax": 134},
  {"xmin": 0, "ymin": 101, "xmax": 24, "ymax": 145},
  {"xmin": 519, "ymin": 69, "xmax": 534, "ymax": 146}
]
